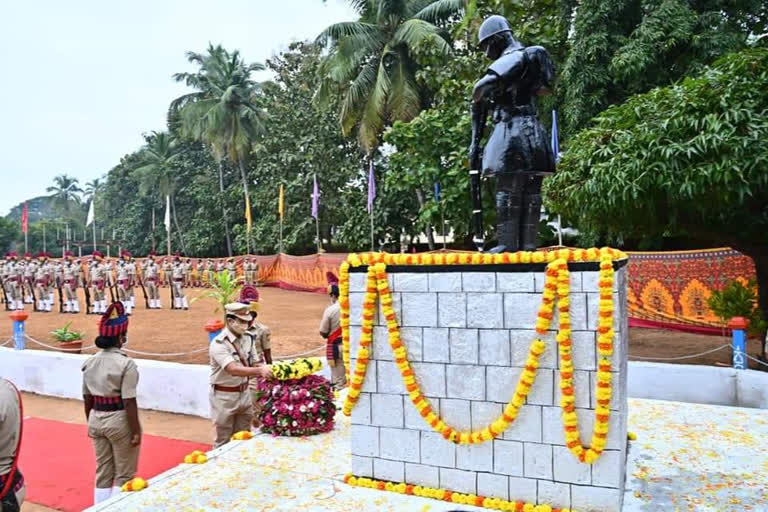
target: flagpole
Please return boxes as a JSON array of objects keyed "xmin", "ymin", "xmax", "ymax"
[
  {"xmin": 279, "ymin": 219, "xmax": 283, "ymax": 254},
  {"xmin": 370, "ymin": 209, "xmax": 374, "ymax": 252},
  {"xmin": 24, "ymin": 231, "xmax": 28, "ymax": 254},
  {"xmin": 315, "ymin": 216, "xmax": 321, "ymax": 253},
  {"xmin": 92, "ymin": 221, "xmax": 97, "ymax": 252},
  {"xmin": 42, "ymin": 223, "xmax": 46, "ymax": 253}
]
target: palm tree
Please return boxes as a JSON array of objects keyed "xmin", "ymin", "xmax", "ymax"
[
  {"xmin": 46, "ymin": 174, "xmax": 83, "ymax": 218},
  {"xmin": 134, "ymin": 131, "xmax": 187, "ymax": 254},
  {"xmin": 170, "ymin": 44, "xmax": 267, "ymax": 256},
  {"xmin": 83, "ymin": 177, "xmax": 104, "ymax": 203},
  {"xmin": 316, "ymin": 0, "xmax": 462, "ymax": 152}
]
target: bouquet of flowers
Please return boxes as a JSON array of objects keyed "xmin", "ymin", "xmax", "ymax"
[
  {"xmin": 270, "ymin": 357, "xmax": 323, "ymax": 380},
  {"xmin": 254, "ymin": 373, "xmax": 336, "ymax": 436}
]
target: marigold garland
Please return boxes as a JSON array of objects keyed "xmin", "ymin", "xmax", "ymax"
[
  {"xmin": 270, "ymin": 357, "xmax": 323, "ymax": 381},
  {"xmin": 339, "ymin": 248, "xmax": 624, "ymax": 463},
  {"xmin": 343, "ymin": 474, "xmax": 571, "ymax": 512}
]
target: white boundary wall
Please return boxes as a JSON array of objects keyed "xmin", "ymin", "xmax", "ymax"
[{"xmin": 1, "ymin": 347, "xmax": 765, "ymax": 418}]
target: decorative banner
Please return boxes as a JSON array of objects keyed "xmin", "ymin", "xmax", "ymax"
[
  {"xmin": 311, "ymin": 175, "xmax": 319, "ymax": 219},
  {"xmin": 625, "ymin": 248, "xmax": 756, "ymax": 334},
  {"xmin": 21, "ymin": 202, "xmax": 28, "ymax": 233},
  {"xmin": 245, "ymin": 193, "xmax": 252, "ymax": 234}
]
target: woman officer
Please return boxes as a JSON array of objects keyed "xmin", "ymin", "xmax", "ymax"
[{"xmin": 81, "ymin": 302, "xmax": 141, "ymax": 504}]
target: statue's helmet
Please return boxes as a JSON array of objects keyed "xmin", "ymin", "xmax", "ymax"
[{"xmin": 478, "ymin": 15, "xmax": 511, "ymax": 48}]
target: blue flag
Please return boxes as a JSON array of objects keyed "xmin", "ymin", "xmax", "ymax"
[
  {"xmin": 551, "ymin": 109, "xmax": 560, "ymax": 163},
  {"xmin": 434, "ymin": 182, "xmax": 440, "ymax": 202}
]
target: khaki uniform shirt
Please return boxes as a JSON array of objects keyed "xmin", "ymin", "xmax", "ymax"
[
  {"xmin": 63, "ymin": 263, "xmax": 79, "ymax": 285},
  {"xmin": 7, "ymin": 262, "xmax": 21, "ymax": 279},
  {"xmin": 144, "ymin": 263, "xmax": 158, "ymax": 280},
  {"xmin": 209, "ymin": 327, "xmax": 256, "ymax": 387},
  {"xmin": 0, "ymin": 378, "xmax": 21, "ymax": 476},
  {"xmin": 117, "ymin": 264, "xmax": 129, "ymax": 282},
  {"xmin": 54, "ymin": 262, "xmax": 63, "ymax": 280},
  {"xmin": 90, "ymin": 263, "xmax": 106, "ymax": 284},
  {"xmin": 23, "ymin": 261, "xmax": 36, "ymax": 279},
  {"xmin": 126, "ymin": 262, "xmax": 137, "ymax": 283},
  {"xmin": 172, "ymin": 264, "xmax": 184, "ymax": 280},
  {"xmin": 246, "ymin": 322, "xmax": 271, "ymax": 363},
  {"xmin": 319, "ymin": 301, "xmax": 341, "ymax": 337},
  {"xmin": 81, "ymin": 348, "xmax": 139, "ymax": 400}
]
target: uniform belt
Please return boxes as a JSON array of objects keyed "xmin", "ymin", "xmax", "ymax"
[
  {"xmin": 92, "ymin": 395, "xmax": 125, "ymax": 411},
  {"xmin": 493, "ymin": 105, "xmax": 537, "ymax": 122},
  {"xmin": 173, "ymin": 278, "xmax": 183, "ymax": 282},
  {"xmin": 213, "ymin": 383, "xmax": 248, "ymax": 392}
]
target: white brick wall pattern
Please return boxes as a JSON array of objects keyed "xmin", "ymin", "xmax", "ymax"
[{"xmin": 348, "ymin": 264, "xmax": 629, "ymax": 512}]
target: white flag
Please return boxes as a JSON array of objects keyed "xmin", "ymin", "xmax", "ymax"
[
  {"xmin": 164, "ymin": 195, "xmax": 171, "ymax": 232},
  {"xmin": 86, "ymin": 199, "xmax": 95, "ymax": 227}
]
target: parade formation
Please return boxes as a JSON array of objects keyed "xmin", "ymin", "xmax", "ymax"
[{"xmin": 0, "ymin": 251, "xmax": 260, "ymax": 315}]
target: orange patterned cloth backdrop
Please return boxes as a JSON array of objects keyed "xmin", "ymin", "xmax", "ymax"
[
  {"xmin": 254, "ymin": 253, "xmax": 347, "ymax": 293},
  {"xmin": 626, "ymin": 248, "xmax": 756, "ymax": 334}
]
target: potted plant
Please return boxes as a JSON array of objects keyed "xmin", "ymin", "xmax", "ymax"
[
  {"xmin": 192, "ymin": 271, "xmax": 243, "ymax": 338},
  {"xmin": 707, "ymin": 279, "xmax": 767, "ymax": 366},
  {"xmin": 51, "ymin": 322, "xmax": 85, "ymax": 354}
]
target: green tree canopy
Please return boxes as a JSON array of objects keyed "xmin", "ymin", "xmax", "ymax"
[
  {"xmin": 545, "ymin": 48, "xmax": 768, "ymax": 317},
  {"xmin": 316, "ymin": 0, "xmax": 463, "ymax": 151}
]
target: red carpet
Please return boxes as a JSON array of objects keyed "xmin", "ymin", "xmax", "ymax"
[{"xmin": 18, "ymin": 418, "xmax": 210, "ymax": 512}]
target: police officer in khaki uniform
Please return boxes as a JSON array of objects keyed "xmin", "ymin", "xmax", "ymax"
[
  {"xmin": 161, "ymin": 258, "xmax": 172, "ymax": 288},
  {"xmin": 171, "ymin": 257, "xmax": 189, "ymax": 310},
  {"xmin": 0, "ymin": 377, "xmax": 25, "ymax": 511},
  {"xmin": 143, "ymin": 254, "xmax": 161, "ymax": 309},
  {"xmin": 116, "ymin": 257, "xmax": 133, "ymax": 316},
  {"xmin": 205, "ymin": 259, "xmax": 216, "ymax": 287},
  {"xmin": 33, "ymin": 254, "xmax": 51, "ymax": 312},
  {"xmin": 238, "ymin": 286, "xmax": 272, "ymax": 428},
  {"xmin": 125, "ymin": 254, "xmax": 137, "ymax": 309},
  {"xmin": 88, "ymin": 251, "xmax": 107, "ymax": 314},
  {"xmin": 226, "ymin": 258, "xmax": 237, "ymax": 281},
  {"xmin": 5, "ymin": 253, "xmax": 23, "ymax": 311},
  {"xmin": 320, "ymin": 275, "xmax": 345, "ymax": 388},
  {"xmin": 82, "ymin": 302, "xmax": 141, "ymax": 504},
  {"xmin": 209, "ymin": 303, "xmax": 272, "ymax": 447},
  {"xmin": 62, "ymin": 252, "xmax": 81, "ymax": 313}
]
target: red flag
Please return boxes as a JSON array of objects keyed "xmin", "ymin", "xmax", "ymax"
[{"xmin": 21, "ymin": 202, "xmax": 28, "ymax": 234}]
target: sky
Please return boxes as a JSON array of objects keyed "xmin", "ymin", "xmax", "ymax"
[{"xmin": 0, "ymin": 0, "xmax": 357, "ymax": 216}]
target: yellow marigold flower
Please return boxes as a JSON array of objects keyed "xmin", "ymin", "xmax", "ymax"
[
  {"xmin": 458, "ymin": 432, "xmax": 470, "ymax": 444},
  {"xmin": 519, "ymin": 252, "xmax": 531, "ymax": 263},
  {"xmin": 565, "ymin": 431, "xmax": 579, "ymax": 443},
  {"xmin": 358, "ymin": 348, "xmax": 369, "ymax": 359},
  {"xmin": 584, "ymin": 450, "xmax": 600, "ymax": 464},
  {"xmin": 493, "ymin": 254, "xmax": 504, "ymax": 264},
  {"xmin": 628, "ymin": 431, "xmax": 637, "ymax": 440},
  {"xmin": 535, "ymin": 505, "xmax": 552, "ymax": 512},
  {"xmin": 596, "ymin": 389, "xmax": 612, "ymax": 400},
  {"xmin": 531, "ymin": 340, "xmax": 546, "ymax": 354},
  {"xmin": 458, "ymin": 253, "xmax": 470, "ymax": 264},
  {"xmin": 482, "ymin": 253, "xmax": 493, "ymax": 264},
  {"xmin": 524, "ymin": 503, "xmax": 535, "ymax": 512},
  {"xmin": 512, "ymin": 394, "xmax": 525, "ymax": 407}
]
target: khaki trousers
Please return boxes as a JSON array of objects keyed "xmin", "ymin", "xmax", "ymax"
[
  {"xmin": 331, "ymin": 357, "xmax": 347, "ymax": 388},
  {"xmin": 88, "ymin": 410, "xmax": 140, "ymax": 488},
  {"xmin": 147, "ymin": 282, "xmax": 159, "ymax": 300},
  {"xmin": 210, "ymin": 389, "xmax": 253, "ymax": 448}
]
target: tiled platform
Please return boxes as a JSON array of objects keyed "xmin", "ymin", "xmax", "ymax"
[{"xmin": 90, "ymin": 397, "xmax": 768, "ymax": 511}]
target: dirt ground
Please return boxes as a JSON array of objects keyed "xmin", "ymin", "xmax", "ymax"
[
  {"xmin": 1, "ymin": 286, "xmax": 764, "ymax": 369},
  {"xmin": 1, "ymin": 287, "xmax": 331, "ymax": 365}
]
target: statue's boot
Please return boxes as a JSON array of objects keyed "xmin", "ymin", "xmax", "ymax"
[{"xmin": 521, "ymin": 193, "xmax": 543, "ymax": 251}]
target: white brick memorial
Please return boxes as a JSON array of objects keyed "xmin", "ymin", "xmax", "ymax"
[{"xmin": 344, "ymin": 252, "xmax": 629, "ymax": 512}]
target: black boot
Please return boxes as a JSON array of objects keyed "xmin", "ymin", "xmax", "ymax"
[{"xmin": 521, "ymin": 177, "xmax": 544, "ymax": 251}]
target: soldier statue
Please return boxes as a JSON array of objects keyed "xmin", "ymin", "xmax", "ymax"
[{"xmin": 468, "ymin": 15, "xmax": 555, "ymax": 252}]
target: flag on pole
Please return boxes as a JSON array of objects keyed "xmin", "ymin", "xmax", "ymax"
[
  {"xmin": 434, "ymin": 182, "xmax": 440, "ymax": 202},
  {"xmin": 245, "ymin": 194, "xmax": 252, "ymax": 234},
  {"xmin": 164, "ymin": 195, "xmax": 171, "ymax": 232},
  {"xmin": 311, "ymin": 175, "xmax": 319, "ymax": 219},
  {"xmin": 21, "ymin": 202, "xmax": 28, "ymax": 234},
  {"xmin": 278, "ymin": 184, "xmax": 284, "ymax": 220},
  {"xmin": 551, "ymin": 109, "xmax": 560, "ymax": 163},
  {"xmin": 367, "ymin": 160, "xmax": 376, "ymax": 213},
  {"xmin": 86, "ymin": 199, "xmax": 95, "ymax": 227}
]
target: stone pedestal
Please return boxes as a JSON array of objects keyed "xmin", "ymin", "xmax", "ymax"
[{"xmin": 348, "ymin": 262, "xmax": 629, "ymax": 512}]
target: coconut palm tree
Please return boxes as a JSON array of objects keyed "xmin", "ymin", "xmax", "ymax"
[
  {"xmin": 83, "ymin": 177, "xmax": 104, "ymax": 203},
  {"xmin": 46, "ymin": 174, "xmax": 83, "ymax": 218},
  {"xmin": 170, "ymin": 44, "xmax": 267, "ymax": 255},
  {"xmin": 134, "ymin": 131, "xmax": 187, "ymax": 254},
  {"xmin": 316, "ymin": 0, "xmax": 463, "ymax": 152}
]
